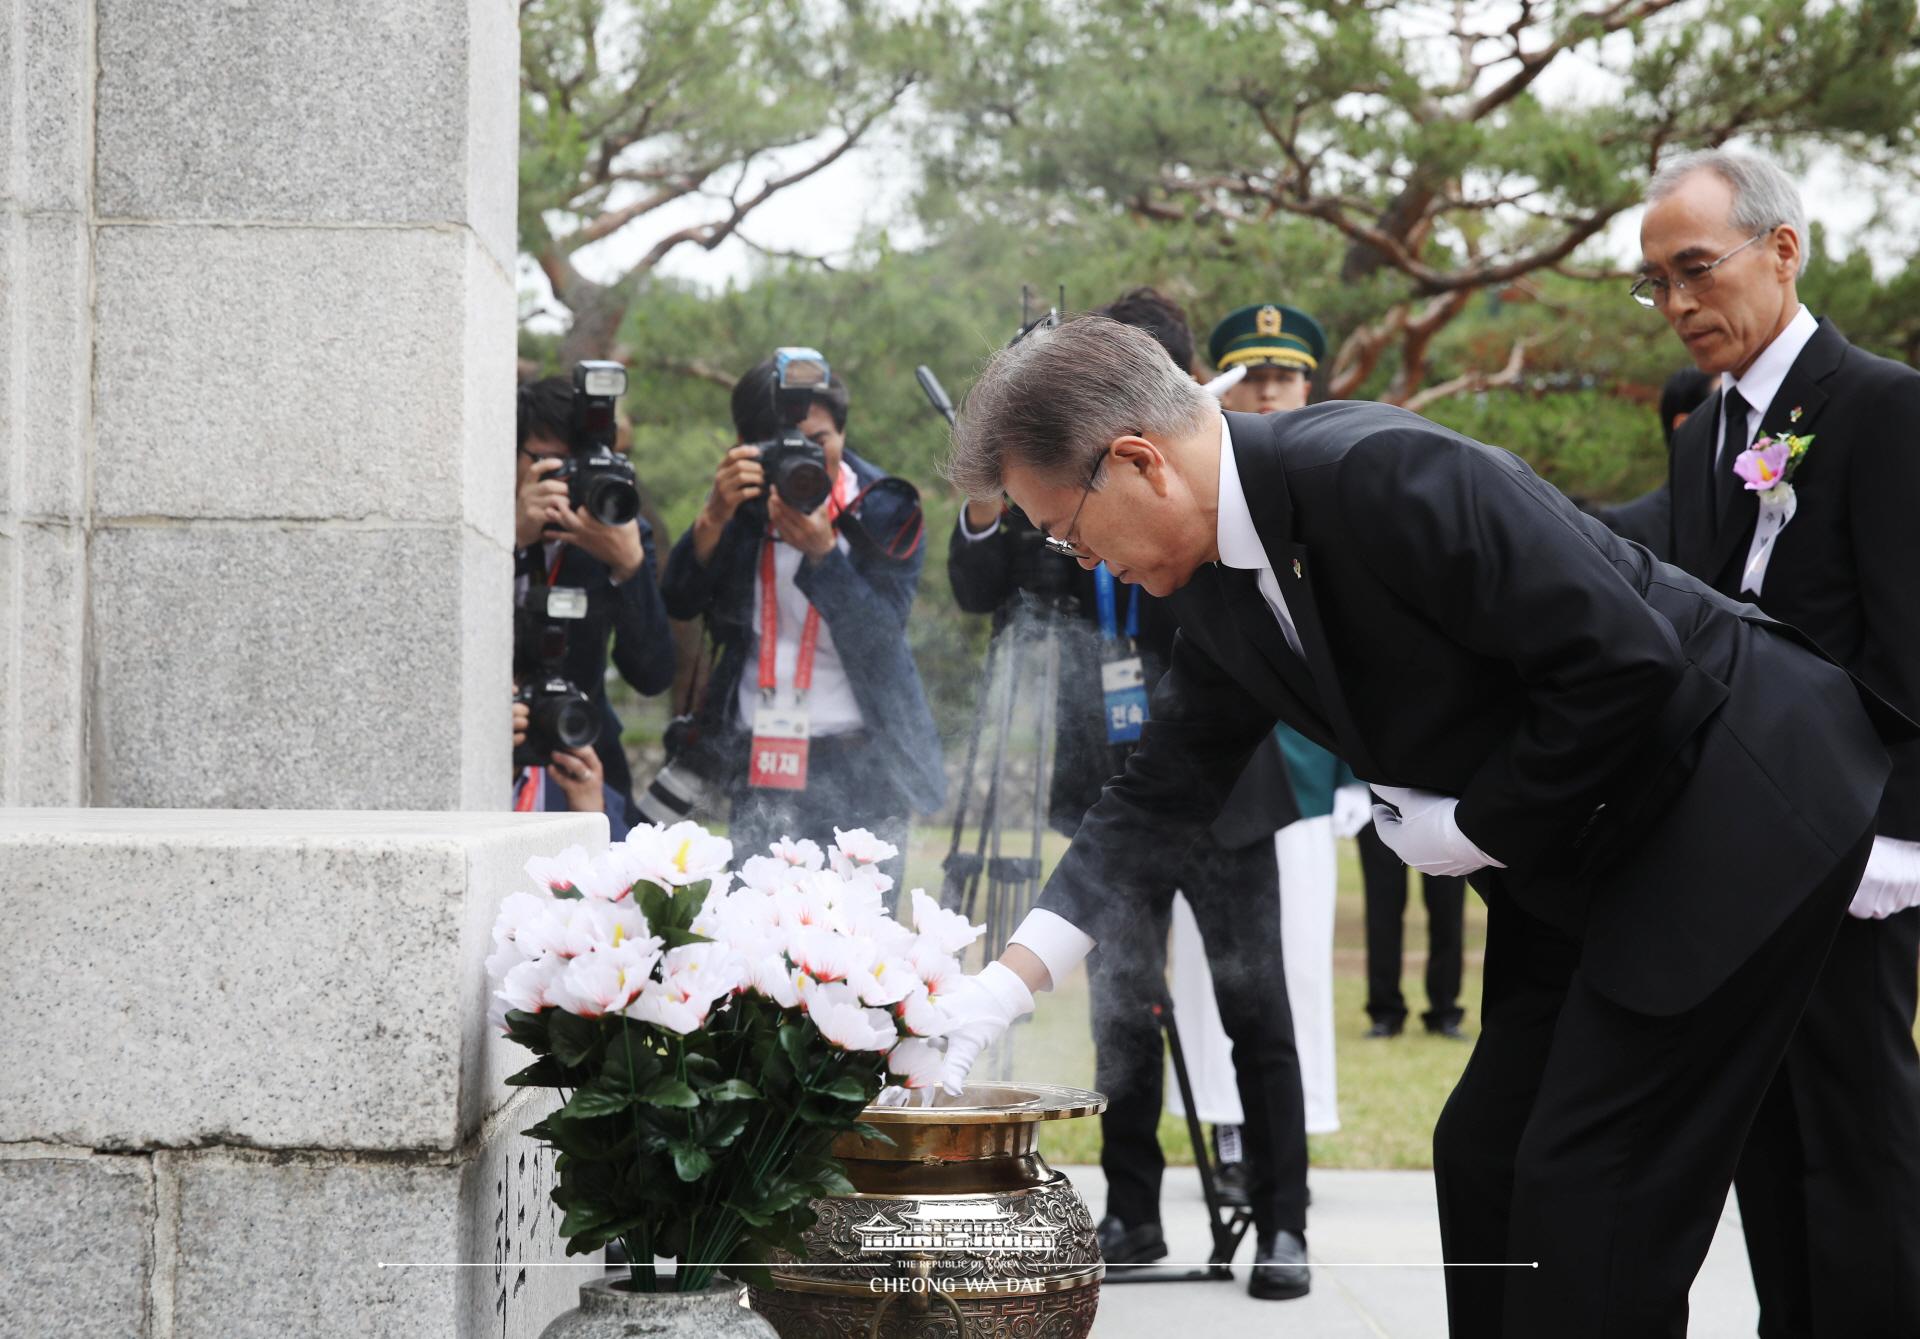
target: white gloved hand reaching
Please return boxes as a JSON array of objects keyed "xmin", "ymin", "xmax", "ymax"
[
  {"xmin": 936, "ymin": 962, "xmax": 1036, "ymax": 1097},
  {"xmin": 1370, "ymin": 784, "xmax": 1505, "ymax": 878},
  {"xmin": 1331, "ymin": 783, "xmax": 1374, "ymax": 839}
]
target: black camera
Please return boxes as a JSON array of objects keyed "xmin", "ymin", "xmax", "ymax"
[
  {"xmin": 556, "ymin": 360, "xmax": 641, "ymax": 526},
  {"xmin": 750, "ymin": 347, "xmax": 834, "ymax": 514},
  {"xmin": 513, "ymin": 575, "xmax": 601, "ymax": 768},
  {"xmin": 514, "ymin": 675, "xmax": 601, "ymax": 768}
]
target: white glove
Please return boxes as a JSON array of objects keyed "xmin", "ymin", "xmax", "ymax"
[
  {"xmin": 1370, "ymin": 785, "xmax": 1504, "ymax": 878},
  {"xmin": 1202, "ymin": 365, "xmax": 1247, "ymax": 399},
  {"xmin": 1847, "ymin": 836, "xmax": 1920, "ymax": 920},
  {"xmin": 1331, "ymin": 784, "xmax": 1374, "ymax": 839},
  {"xmin": 936, "ymin": 962, "xmax": 1036, "ymax": 1097},
  {"xmin": 874, "ymin": 1085, "xmax": 936, "ymax": 1108}
]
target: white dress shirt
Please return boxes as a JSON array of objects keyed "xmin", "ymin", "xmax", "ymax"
[
  {"xmin": 736, "ymin": 534, "xmax": 865, "ymax": 737},
  {"xmin": 1213, "ymin": 415, "xmax": 1306, "ymax": 657},
  {"xmin": 1716, "ymin": 304, "xmax": 1818, "ymax": 461}
]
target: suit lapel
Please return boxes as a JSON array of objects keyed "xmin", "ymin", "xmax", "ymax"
[
  {"xmin": 1699, "ymin": 320, "xmax": 1844, "ymax": 584},
  {"xmin": 1178, "ymin": 564, "xmax": 1337, "ymax": 748},
  {"xmin": 1224, "ymin": 411, "xmax": 1383, "ymax": 779}
]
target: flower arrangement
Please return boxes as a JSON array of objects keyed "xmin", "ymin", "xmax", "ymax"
[
  {"xmin": 486, "ymin": 822, "xmax": 984, "ymax": 1293},
  {"xmin": 1732, "ymin": 430, "xmax": 1815, "ymax": 504}
]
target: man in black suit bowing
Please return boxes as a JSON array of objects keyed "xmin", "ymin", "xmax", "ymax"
[
  {"xmin": 926, "ymin": 314, "xmax": 1905, "ymax": 1336},
  {"xmin": 1635, "ymin": 149, "xmax": 1920, "ymax": 1338}
]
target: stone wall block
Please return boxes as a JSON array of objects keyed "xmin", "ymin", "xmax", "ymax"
[
  {"xmin": 95, "ymin": 0, "xmax": 472, "ymax": 228},
  {"xmin": 0, "ymin": 1150, "xmax": 155, "ymax": 1339},
  {"xmin": 92, "ymin": 227, "xmax": 472, "ymax": 525},
  {"xmin": 0, "ymin": 808, "xmax": 601, "ymax": 1149},
  {"xmin": 88, "ymin": 524, "xmax": 470, "ymax": 809}
]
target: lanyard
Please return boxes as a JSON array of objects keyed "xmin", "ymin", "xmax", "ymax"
[
  {"xmin": 757, "ymin": 538, "xmax": 824, "ymax": 697},
  {"xmin": 513, "ymin": 766, "xmax": 543, "ymax": 812},
  {"xmin": 1094, "ymin": 564, "xmax": 1140, "ymax": 643}
]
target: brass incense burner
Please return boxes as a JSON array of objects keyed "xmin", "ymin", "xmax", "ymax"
[{"xmin": 748, "ymin": 1082, "xmax": 1107, "ymax": 1339}]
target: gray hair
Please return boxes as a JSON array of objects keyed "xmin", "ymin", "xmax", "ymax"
[
  {"xmin": 1648, "ymin": 149, "xmax": 1810, "ymax": 277},
  {"xmin": 945, "ymin": 314, "xmax": 1218, "ymax": 502}
]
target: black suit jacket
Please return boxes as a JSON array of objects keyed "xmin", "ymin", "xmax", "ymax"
[
  {"xmin": 1659, "ymin": 318, "xmax": 1920, "ymax": 841},
  {"xmin": 1037, "ymin": 405, "xmax": 1903, "ymax": 1015},
  {"xmin": 946, "ymin": 511, "xmax": 1299, "ymax": 845}
]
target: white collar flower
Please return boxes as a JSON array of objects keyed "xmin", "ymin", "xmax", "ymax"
[
  {"xmin": 620, "ymin": 821, "xmax": 733, "ymax": 889},
  {"xmin": 830, "ymin": 827, "xmax": 899, "ymax": 874},
  {"xmin": 909, "ymin": 888, "xmax": 986, "ymax": 956},
  {"xmin": 886, "ymin": 1036, "xmax": 948, "ymax": 1089},
  {"xmin": 768, "ymin": 835, "xmax": 826, "ymax": 870}
]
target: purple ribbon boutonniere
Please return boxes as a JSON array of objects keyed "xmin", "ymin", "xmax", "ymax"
[{"xmin": 1731, "ymin": 425, "xmax": 1815, "ymax": 595}]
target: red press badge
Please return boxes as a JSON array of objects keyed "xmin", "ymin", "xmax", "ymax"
[{"xmin": 749, "ymin": 698, "xmax": 810, "ymax": 790}]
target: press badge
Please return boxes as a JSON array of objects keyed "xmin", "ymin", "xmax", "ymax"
[
  {"xmin": 1101, "ymin": 656, "xmax": 1148, "ymax": 744},
  {"xmin": 749, "ymin": 696, "xmax": 810, "ymax": 790}
]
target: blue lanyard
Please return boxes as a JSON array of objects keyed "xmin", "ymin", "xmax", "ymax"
[{"xmin": 1094, "ymin": 564, "xmax": 1140, "ymax": 643}]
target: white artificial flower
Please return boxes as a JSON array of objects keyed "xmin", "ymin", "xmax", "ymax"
[
  {"xmin": 500, "ymin": 957, "xmax": 564, "ymax": 1015},
  {"xmin": 909, "ymin": 888, "xmax": 985, "ymax": 956},
  {"xmin": 896, "ymin": 985, "xmax": 955, "ymax": 1038},
  {"xmin": 909, "ymin": 941, "xmax": 966, "ymax": 998},
  {"xmin": 746, "ymin": 953, "xmax": 804, "ymax": 1009},
  {"xmin": 579, "ymin": 898, "xmax": 657, "ymax": 954},
  {"xmin": 692, "ymin": 887, "xmax": 783, "ymax": 961},
  {"xmin": 771, "ymin": 881, "xmax": 844, "ymax": 936},
  {"xmin": 549, "ymin": 941, "xmax": 655, "ymax": 1018},
  {"xmin": 830, "ymin": 827, "xmax": 899, "ymax": 873},
  {"xmin": 525, "ymin": 847, "xmax": 621, "ymax": 901},
  {"xmin": 887, "ymin": 1037, "xmax": 948, "ymax": 1089},
  {"xmin": 621, "ymin": 821, "xmax": 733, "ymax": 890},
  {"xmin": 663, "ymin": 942, "xmax": 745, "ymax": 1008},
  {"xmin": 738, "ymin": 854, "xmax": 803, "ymax": 895},
  {"xmin": 625, "ymin": 979, "xmax": 708, "ymax": 1035},
  {"xmin": 808, "ymin": 981, "xmax": 898, "ymax": 1052},
  {"xmin": 852, "ymin": 951, "xmax": 920, "ymax": 1009},
  {"xmin": 769, "ymin": 835, "xmax": 826, "ymax": 870},
  {"xmin": 790, "ymin": 925, "xmax": 874, "ymax": 985},
  {"xmin": 491, "ymin": 891, "xmax": 557, "ymax": 952}
]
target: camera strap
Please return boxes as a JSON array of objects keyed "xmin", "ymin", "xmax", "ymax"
[
  {"xmin": 513, "ymin": 766, "xmax": 543, "ymax": 812},
  {"xmin": 1095, "ymin": 563, "xmax": 1148, "ymax": 745}
]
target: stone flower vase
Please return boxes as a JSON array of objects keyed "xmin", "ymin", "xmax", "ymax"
[{"xmin": 539, "ymin": 1276, "xmax": 780, "ymax": 1339}]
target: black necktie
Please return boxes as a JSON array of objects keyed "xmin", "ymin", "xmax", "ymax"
[{"xmin": 1715, "ymin": 387, "xmax": 1750, "ymax": 521}]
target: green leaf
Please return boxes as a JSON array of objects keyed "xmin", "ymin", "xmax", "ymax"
[
  {"xmin": 603, "ymin": 1031, "xmax": 662, "ymax": 1090},
  {"xmin": 549, "ymin": 1011, "xmax": 600, "ymax": 1068},
  {"xmin": 700, "ymin": 1106, "xmax": 751, "ymax": 1150},
  {"xmin": 565, "ymin": 1085, "xmax": 636, "ymax": 1119},
  {"xmin": 505, "ymin": 1057, "xmax": 569, "ymax": 1089},
  {"xmin": 777, "ymin": 1021, "xmax": 811, "ymax": 1074},
  {"xmin": 639, "ymin": 1076, "xmax": 699, "ymax": 1109},
  {"xmin": 850, "ymin": 1121, "xmax": 897, "ymax": 1148},
  {"xmin": 558, "ymin": 1202, "xmax": 617, "ymax": 1240},
  {"xmin": 808, "ymin": 1164, "xmax": 857, "ymax": 1198},
  {"xmin": 670, "ymin": 1141, "xmax": 715, "ymax": 1182},
  {"xmin": 814, "ymin": 1075, "xmax": 870, "ymax": 1104},
  {"xmin": 701, "ymin": 1078, "xmax": 760, "ymax": 1103},
  {"xmin": 503, "ymin": 1009, "xmax": 551, "ymax": 1052}
]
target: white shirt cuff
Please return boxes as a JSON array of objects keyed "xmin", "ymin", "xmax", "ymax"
[
  {"xmin": 1848, "ymin": 835, "xmax": 1920, "ymax": 919},
  {"xmin": 957, "ymin": 508, "xmax": 1001, "ymax": 541},
  {"xmin": 1007, "ymin": 908, "xmax": 1096, "ymax": 990}
]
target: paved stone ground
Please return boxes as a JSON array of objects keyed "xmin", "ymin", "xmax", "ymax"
[{"xmin": 1058, "ymin": 1164, "xmax": 1761, "ymax": 1337}]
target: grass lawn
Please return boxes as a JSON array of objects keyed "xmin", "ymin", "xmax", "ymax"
[{"xmin": 892, "ymin": 824, "xmax": 1488, "ymax": 1171}]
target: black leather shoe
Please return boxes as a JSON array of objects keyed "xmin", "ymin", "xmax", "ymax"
[
  {"xmin": 1425, "ymin": 1018, "xmax": 1468, "ymax": 1040},
  {"xmin": 1248, "ymin": 1229, "xmax": 1311, "ymax": 1300},
  {"xmin": 1365, "ymin": 1018, "xmax": 1404, "ymax": 1039},
  {"xmin": 1213, "ymin": 1160, "xmax": 1250, "ymax": 1208},
  {"xmin": 1096, "ymin": 1214, "xmax": 1168, "ymax": 1265}
]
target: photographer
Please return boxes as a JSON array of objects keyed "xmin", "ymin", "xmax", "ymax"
[
  {"xmin": 947, "ymin": 288, "xmax": 1311, "ymax": 1300},
  {"xmin": 511, "ymin": 692, "xmax": 632, "ymax": 840},
  {"xmin": 660, "ymin": 354, "xmax": 943, "ymax": 883},
  {"xmin": 516, "ymin": 376, "xmax": 677, "ymax": 820}
]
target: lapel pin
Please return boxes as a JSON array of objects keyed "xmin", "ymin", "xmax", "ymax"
[
  {"xmin": 1790, "ymin": 405, "xmax": 1803, "ymax": 423},
  {"xmin": 1291, "ymin": 558, "xmax": 1303, "ymax": 580}
]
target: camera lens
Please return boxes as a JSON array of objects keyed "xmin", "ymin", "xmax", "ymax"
[
  {"xmin": 586, "ymin": 475, "xmax": 641, "ymax": 526},
  {"xmin": 532, "ymin": 693, "xmax": 601, "ymax": 752},
  {"xmin": 775, "ymin": 457, "xmax": 832, "ymax": 513}
]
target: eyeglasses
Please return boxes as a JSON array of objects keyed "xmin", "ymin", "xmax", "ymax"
[
  {"xmin": 1630, "ymin": 229, "xmax": 1774, "ymax": 309},
  {"xmin": 1041, "ymin": 450, "xmax": 1108, "ymax": 559}
]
